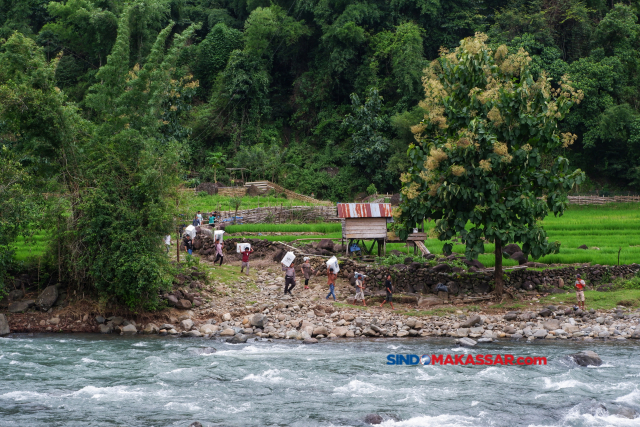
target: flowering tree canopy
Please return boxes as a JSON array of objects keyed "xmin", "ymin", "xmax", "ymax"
[{"xmin": 397, "ymin": 33, "xmax": 585, "ymax": 295}]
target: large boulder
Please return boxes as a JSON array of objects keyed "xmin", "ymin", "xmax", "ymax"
[
  {"xmin": 570, "ymin": 351, "xmax": 603, "ymax": 367},
  {"xmin": 35, "ymin": 285, "xmax": 58, "ymax": 311},
  {"xmin": 318, "ymin": 239, "xmax": 335, "ymax": 251},
  {"xmin": 227, "ymin": 333, "xmax": 248, "ymax": 344},
  {"xmin": 461, "ymin": 315, "xmax": 482, "ymax": 328},
  {"xmin": 332, "ymin": 326, "xmax": 348, "ymax": 337},
  {"xmin": 200, "ymin": 324, "xmax": 219, "ymax": 335},
  {"xmin": 180, "ymin": 319, "xmax": 194, "ymax": 330},
  {"xmin": 0, "ymin": 314, "xmax": 9, "ymax": 336},
  {"xmin": 457, "ymin": 337, "xmax": 477, "ymax": 347},
  {"xmin": 312, "ymin": 325, "xmax": 329, "ymax": 336},
  {"xmin": 143, "ymin": 323, "xmax": 159, "ymax": 334},
  {"xmin": 542, "ymin": 319, "xmax": 561, "ymax": 330},
  {"xmin": 121, "ymin": 324, "xmax": 137, "ymax": 335},
  {"xmin": 8, "ymin": 300, "xmax": 33, "ymax": 313},
  {"xmin": 364, "ymin": 414, "xmax": 384, "ymax": 425},
  {"xmin": 502, "ymin": 243, "xmax": 522, "ymax": 257},
  {"xmin": 509, "ymin": 252, "xmax": 528, "ymax": 265},
  {"xmin": 251, "ymin": 314, "xmax": 265, "ymax": 328},
  {"xmin": 176, "ymin": 299, "xmax": 192, "ymax": 310}
]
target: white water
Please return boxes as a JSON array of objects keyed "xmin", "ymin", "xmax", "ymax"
[{"xmin": 1, "ymin": 335, "xmax": 639, "ymax": 426}]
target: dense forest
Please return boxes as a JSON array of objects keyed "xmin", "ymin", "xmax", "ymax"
[
  {"xmin": 3, "ymin": 0, "xmax": 640, "ymax": 306},
  {"xmin": 4, "ymin": 0, "xmax": 640, "ymax": 198}
]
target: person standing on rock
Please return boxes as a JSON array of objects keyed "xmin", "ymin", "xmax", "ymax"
[
  {"xmin": 326, "ymin": 268, "xmax": 337, "ymax": 301},
  {"xmin": 282, "ymin": 261, "xmax": 296, "ymax": 295},
  {"xmin": 240, "ymin": 246, "xmax": 254, "ymax": 275},
  {"xmin": 355, "ymin": 274, "xmax": 366, "ymax": 306},
  {"xmin": 164, "ymin": 234, "xmax": 171, "ymax": 254},
  {"xmin": 214, "ymin": 239, "xmax": 224, "ymax": 265},
  {"xmin": 184, "ymin": 235, "xmax": 194, "ymax": 256},
  {"xmin": 301, "ymin": 257, "xmax": 315, "ymax": 290},
  {"xmin": 379, "ymin": 274, "xmax": 394, "ymax": 310},
  {"xmin": 575, "ymin": 274, "xmax": 586, "ymax": 310}
]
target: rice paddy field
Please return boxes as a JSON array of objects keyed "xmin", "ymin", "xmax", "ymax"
[
  {"xmin": 186, "ymin": 193, "xmax": 323, "ymax": 214},
  {"xmin": 11, "ymin": 203, "xmax": 640, "ymax": 267},
  {"xmin": 229, "ymin": 203, "xmax": 640, "ymax": 267}
]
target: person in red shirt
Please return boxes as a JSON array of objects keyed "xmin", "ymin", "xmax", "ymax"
[
  {"xmin": 575, "ymin": 274, "xmax": 586, "ymax": 310},
  {"xmin": 240, "ymin": 246, "xmax": 254, "ymax": 275}
]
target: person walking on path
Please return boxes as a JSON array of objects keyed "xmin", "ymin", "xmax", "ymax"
[
  {"xmin": 164, "ymin": 235, "xmax": 171, "ymax": 254},
  {"xmin": 301, "ymin": 257, "xmax": 316, "ymax": 290},
  {"xmin": 326, "ymin": 268, "xmax": 337, "ymax": 301},
  {"xmin": 575, "ymin": 274, "xmax": 586, "ymax": 310},
  {"xmin": 379, "ymin": 274, "xmax": 394, "ymax": 309},
  {"xmin": 196, "ymin": 211, "xmax": 203, "ymax": 225},
  {"xmin": 354, "ymin": 274, "xmax": 366, "ymax": 306},
  {"xmin": 240, "ymin": 246, "xmax": 254, "ymax": 275},
  {"xmin": 282, "ymin": 262, "xmax": 297, "ymax": 295},
  {"xmin": 184, "ymin": 235, "xmax": 193, "ymax": 256},
  {"xmin": 213, "ymin": 239, "xmax": 224, "ymax": 265}
]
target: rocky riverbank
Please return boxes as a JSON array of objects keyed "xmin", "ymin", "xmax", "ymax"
[{"xmin": 3, "ymin": 266, "xmax": 640, "ymax": 345}]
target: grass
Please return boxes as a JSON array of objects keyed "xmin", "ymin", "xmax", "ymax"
[
  {"xmin": 10, "ymin": 232, "xmax": 50, "ymax": 261},
  {"xmin": 225, "ymin": 223, "xmax": 341, "ymax": 234},
  {"xmin": 540, "ymin": 289, "xmax": 640, "ymax": 310}
]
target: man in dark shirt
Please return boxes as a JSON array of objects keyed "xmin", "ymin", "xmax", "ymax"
[
  {"xmin": 184, "ymin": 235, "xmax": 194, "ymax": 256},
  {"xmin": 240, "ymin": 246, "xmax": 254, "ymax": 275},
  {"xmin": 379, "ymin": 274, "xmax": 394, "ymax": 310}
]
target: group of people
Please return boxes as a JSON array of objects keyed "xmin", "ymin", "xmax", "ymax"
[
  {"xmin": 277, "ymin": 259, "xmax": 395, "ymax": 309},
  {"xmin": 191, "ymin": 211, "xmax": 220, "ymax": 227}
]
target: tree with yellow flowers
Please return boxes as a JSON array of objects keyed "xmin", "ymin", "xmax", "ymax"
[{"xmin": 397, "ymin": 33, "xmax": 585, "ymax": 295}]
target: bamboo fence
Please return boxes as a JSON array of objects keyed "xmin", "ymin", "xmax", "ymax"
[{"xmin": 568, "ymin": 195, "xmax": 640, "ymax": 205}]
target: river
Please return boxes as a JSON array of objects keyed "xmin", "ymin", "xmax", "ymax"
[{"xmin": 1, "ymin": 335, "xmax": 639, "ymax": 426}]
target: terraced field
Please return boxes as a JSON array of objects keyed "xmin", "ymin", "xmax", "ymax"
[{"xmin": 228, "ymin": 204, "xmax": 640, "ymax": 267}]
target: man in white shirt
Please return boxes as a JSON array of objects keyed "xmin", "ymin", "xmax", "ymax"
[{"xmin": 164, "ymin": 235, "xmax": 171, "ymax": 253}]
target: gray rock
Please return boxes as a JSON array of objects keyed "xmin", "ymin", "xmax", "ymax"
[
  {"xmin": 189, "ymin": 422, "xmax": 203, "ymax": 427},
  {"xmin": 35, "ymin": 286, "xmax": 58, "ymax": 311},
  {"xmin": 511, "ymin": 333, "xmax": 524, "ymax": 339},
  {"xmin": 95, "ymin": 316, "xmax": 105, "ymax": 324},
  {"xmin": 184, "ymin": 330, "xmax": 203, "ymax": 337},
  {"xmin": 538, "ymin": 308, "xmax": 552, "ymax": 317},
  {"xmin": 503, "ymin": 312, "xmax": 518, "ymax": 321},
  {"xmin": 0, "ymin": 314, "xmax": 9, "ymax": 335},
  {"xmin": 542, "ymin": 319, "xmax": 561, "ymax": 330},
  {"xmin": 461, "ymin": 315, "xmax": 482, "ymax": 328},
  {"xmin": 364, "ymin": 413, "xmax": 383, "ymax": 425},
  {"xmin": 477, "ymin": 338, "xmax": 493, "ymax": 343},
  {"xmin": 159, "ymin": 323, "xmax": 175, "ymax": 330},
  {"xmin": 143, "ymin": 323, "xmax": 159, "ymax": 334},
  {"xmin": 570, "ymin": 350, "xmax": 603, "ymax": 367},
  {"xmin": 8, "ymin": 300, "xmax": 33, "ymax": 313},
  {"xmin": 303, "ymin": 338, "xmax": 318, "ymax": 344},
  {"xmin": 457, "ymin": 337, "xmax": 477, "ymax": 347},
  {"xmin": 610, "ymin": 405, "xmax": 638, "ymax": 419},
  {"xmin": 180, "ymin": 319, "xmax": 194, "ymax": 330},
  {"xmin": 227, "ymin": 333, "xmax": 248, "ymax": 344},
  {"xmin": 251, "ymin": 314, "xmax": 265, "ymax": 328},
  {"xmin": 192, "ymin": 347, "xmax": 217, "ymax": 355},
  {"xmin": 533, "ymin": 329, "xmax": 548, "ymax": 338},
  {"xmin": 121, "ymin": 324, "xmax": 137, "ymax": 335},
  {"xmin": 99, "ymin": 324, "xmax": 113, "ymax": 334}
]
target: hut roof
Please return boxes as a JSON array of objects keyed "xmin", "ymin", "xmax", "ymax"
[{"xmin": 337, "ymin": 203, "xmax": 392, "ymax": 218}]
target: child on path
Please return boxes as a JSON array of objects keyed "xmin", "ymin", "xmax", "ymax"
[
  {"xmin": 240, "ymin": 246, "xmax": 254, "ymax": 275},
  {"xmin": 575, "ymin": 274, "xmax": 586, "ymax": 310},
  {"xmin": 301, "ymin": 257, "xmax": 315, "ymax": 289},
  {"xmin": 355, "ymin": 273, "xmax": 366, "ymax": 306},
  {"xmin": 379, "ymin": 274, "xmax": 394, "ymax": 310},
  {"xmin": 326, "ymin": 268, "xmax": 337, "ymax": 301}
]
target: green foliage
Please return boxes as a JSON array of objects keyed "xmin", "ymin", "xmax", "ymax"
[
  {"xmin": 367, "ymin": 183, "xmax": 377, "ymax": 195},
  {"xmin": 195, "ymin": 23, "xmax": 242, "ymax": 92},
  {"xmin": 398, "ymin": 34, "xmax": 585, "ymax": 293}
]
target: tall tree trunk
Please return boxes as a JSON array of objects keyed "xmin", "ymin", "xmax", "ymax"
[{"xmin": 494, "ymin": 239, "xmax": 504, "ymax": 296}]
